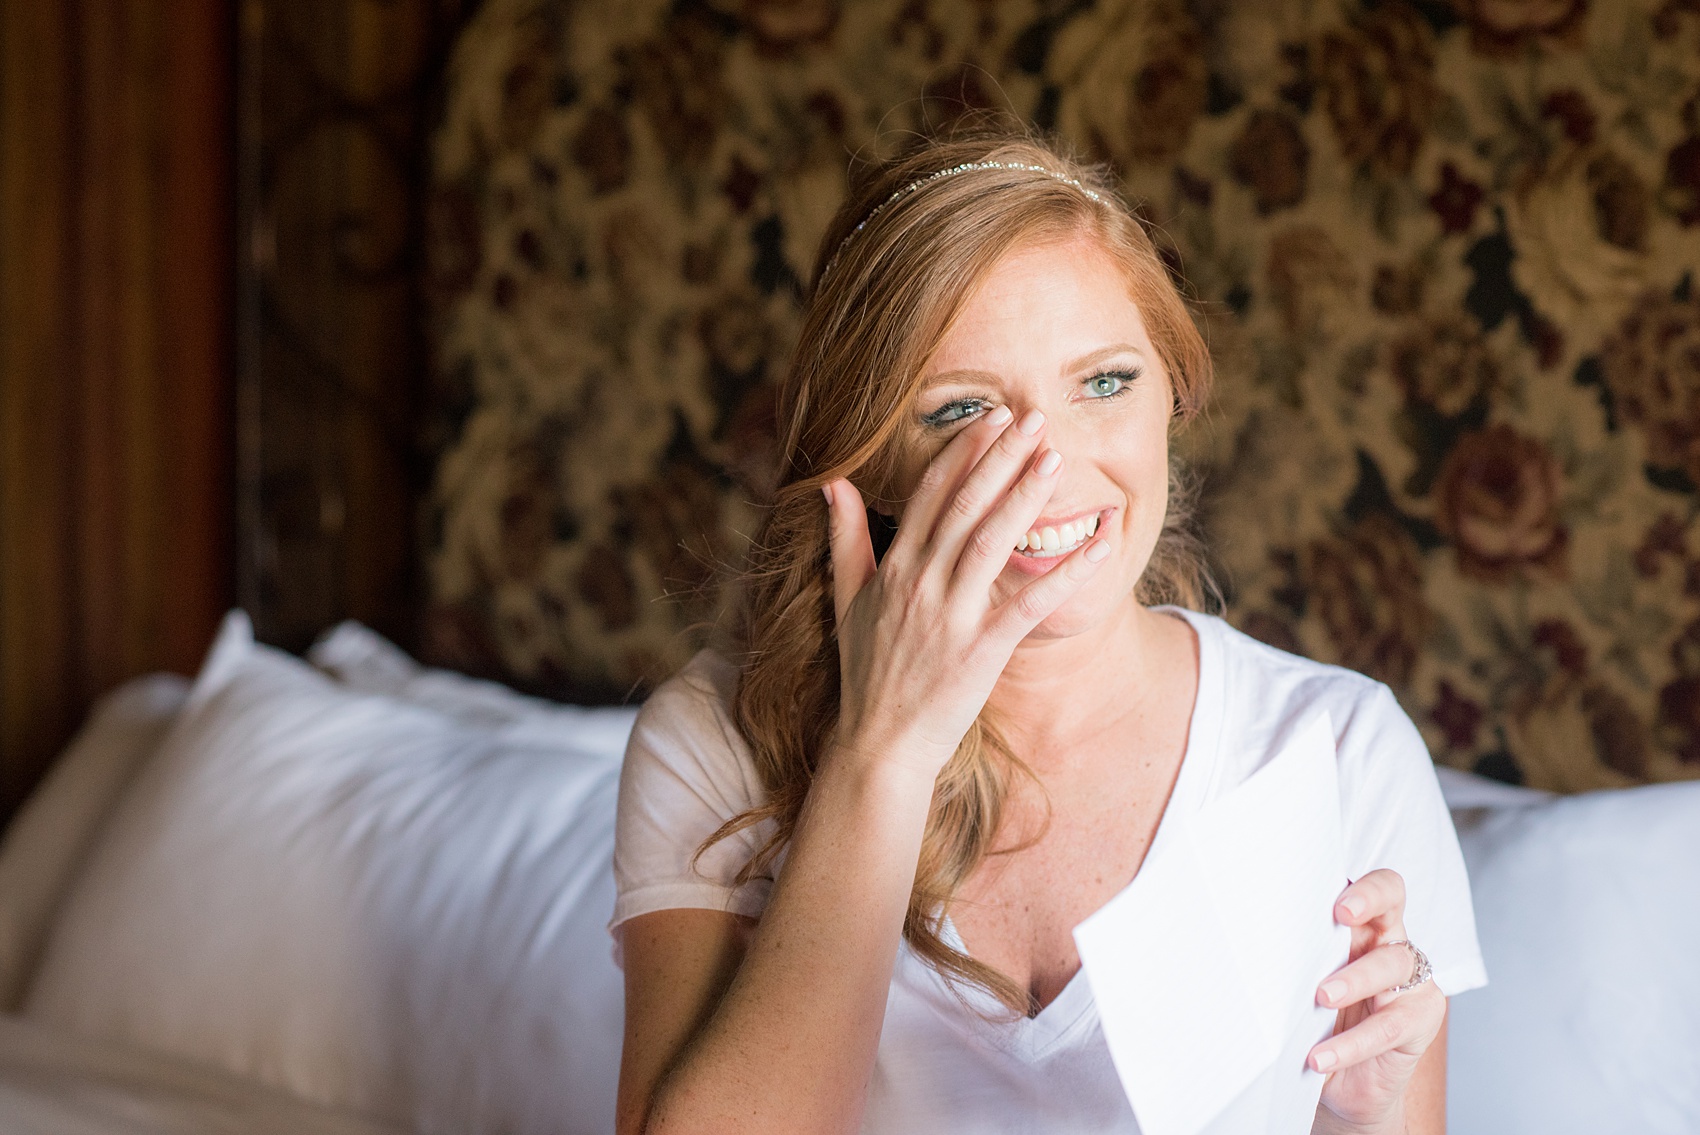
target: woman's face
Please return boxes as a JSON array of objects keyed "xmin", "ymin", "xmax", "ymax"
[{"xmin": 889, "ymin": 233, "xmax": 1174, "ymax": 639}]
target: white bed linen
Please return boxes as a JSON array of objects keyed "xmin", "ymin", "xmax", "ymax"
[
  {"xmin": 1443, "ymin": 776, "xmax": 1700, "ymax": 1135},
  {"xmin": 24, "ymin": 611, "xmax": 627, "ymax": 1135},
  {"xmin": 0, "ymin": 1014, "xmax": 404, "ymax": 1135},
  {"xmin": 0, "ymin": 675, "xmax": 188, "ymax": 1009}
]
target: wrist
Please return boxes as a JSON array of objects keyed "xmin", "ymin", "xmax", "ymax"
[
  {"xmin": 824, "ymin": 724, "xmax": 955, "ymax": 787},
  {"xmin": 821, "ymin": 737, "xmax": 940, "ymax": 794},
  {"xmin": 1313, "ymin": 1104, "xmax": 1407, "ymax": 1135}
]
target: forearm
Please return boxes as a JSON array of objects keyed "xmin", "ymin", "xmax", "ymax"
[{"xmin": 645, "ymin": 748, "xmax": 935, "ymax": 1135}]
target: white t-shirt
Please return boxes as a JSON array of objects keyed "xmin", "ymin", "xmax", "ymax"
[{"xmin": 611, "ymin": 608, "xmax": 1488, "ymax": 1134}]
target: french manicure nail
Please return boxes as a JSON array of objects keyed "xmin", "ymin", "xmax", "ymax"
[
  {"xmin": 1017, "ymin": 409, "xmax": 1045, "ymax": 436},
  {"xmin": 1320, "ymin": 980, "xmax": 1346, "ymax": 1005},
  {"xmin": 1341, "ymin": 896, "xmax": 1366, "ymax": 919},
  {"xmin": 1312, "ymin": 1050, "xmax": 1337, "ymax": 1072},
  {"xmin": 1085, "ymin": 540, "xmax": 1110, "ymax": 562},
  {"xmin": 1036, "ymin": 449, "xmax": 1062, "ymax": 475},
  {"xmin": 821, "ymin": 482, "xmax": 834, "ymax": 506},
  {"xmin": 987, "ymin": 405, "xmax": 1013, "ymax": 427}
]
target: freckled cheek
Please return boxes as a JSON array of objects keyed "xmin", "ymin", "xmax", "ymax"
[
  {"xmin": 872, "ymin": 442, "xmax": 934, "ymax": 516},
  {"xmin": 1086, "ymin": 427, "xmax": 1169, "ymax": 514},
  {"xmin": 1130, "ymin": 445, "xmax": 1170, "ymax": 499}
]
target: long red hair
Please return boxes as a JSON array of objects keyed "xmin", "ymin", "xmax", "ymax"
[{"xmin": 705, "ymin": 126, "xmax": 1214, "ymax": 1013}]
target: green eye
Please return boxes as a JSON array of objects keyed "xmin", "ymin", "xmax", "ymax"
[
  {"xmin": 921, "ymin": 398, "xmax": 992, "ymax": 428},
  {"xmin": 1083, "ymin": 368, "xmax": 1140, "ymax": 399}
]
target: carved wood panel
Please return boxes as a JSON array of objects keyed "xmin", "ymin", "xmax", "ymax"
[{"xmin": 237, "ymin": 0, "xmax": 475, "ymax": 653}]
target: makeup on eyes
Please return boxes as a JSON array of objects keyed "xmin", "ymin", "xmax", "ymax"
[
  {"xmin": 1082, "ymin": 367, "xmax": 1141, "ymax": 399},
  {"xmin": 918, "ymin": 366, "xmax": 1144, "ymax": 430},
  {"xmin": 919, "ymin": 397, "xmax": 995, "ymax": 429}
]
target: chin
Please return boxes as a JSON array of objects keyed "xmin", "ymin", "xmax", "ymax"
[
  {"xmin": 1021, "ymin": 606, "xmax": 1105, "ymax": 642},
  {"xmin": 1016, "ymin": 564, "xmax": 1149, "ymax": 642}
]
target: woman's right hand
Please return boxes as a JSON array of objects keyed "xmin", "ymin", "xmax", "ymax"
[{"xmin": 821, "ymin": 405, "xmax": 1110, "ymax": 780}]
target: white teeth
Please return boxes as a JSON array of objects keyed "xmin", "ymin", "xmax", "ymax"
[{"xmin": 1015, "ymin": 514, "xmax": 1105, "ymax": 555}]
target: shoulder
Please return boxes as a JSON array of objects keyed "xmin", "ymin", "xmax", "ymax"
[
  {"xmin": 1171, "ymin": 611, "xmax": 1485, "ymax": 991},
  {"xmin": 628, "ymin": 649, "xmax": 743, "ymax": 756},
  {"xmin": 1176, "ymin": 609, "xmax": 1433, "ymax": 809},
  {"xmin": 1179, "ymin": 609, "xmax": 1403, "ymax": 742},
  {"xmin": 620, "ymin": 648, "xmax": 763, "ymax": 812},
  {"xmin": 613, "ymin": 649, "xmax": 776, "ymax": 929},
  {"xmin": 639, "ymin": 642, "xmax": 741, "ymax": 713}
]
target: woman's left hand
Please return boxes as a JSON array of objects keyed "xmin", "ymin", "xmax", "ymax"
[{"xmin": 1310, "ymin": 869, "xmax": 1446, "ymax": 1133}]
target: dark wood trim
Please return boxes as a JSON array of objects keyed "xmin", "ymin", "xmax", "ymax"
[{"xmin": 0, "ymin": 0, "xmax": 235, "ymax": 827}]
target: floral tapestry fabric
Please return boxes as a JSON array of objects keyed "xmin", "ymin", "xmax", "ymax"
[{"xmin": 424, "ymin": 0, "xmax": 1700, "ymax": 790}]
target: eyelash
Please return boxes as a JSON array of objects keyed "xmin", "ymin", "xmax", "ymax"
[
  {"xmin": 1082, "ymin": 368, "xmax": 1141, "ymax": 400},
  {"xmin": 920, "ymin": 397, "xmax": 993, "ymax": 428},
  {"xmin": 920, "ymin": 368, "xmax": 1142, "ymax": 429}
]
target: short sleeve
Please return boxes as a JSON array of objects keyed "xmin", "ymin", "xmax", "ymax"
[
  {"xmin": 1336, "ymin": 684, "xmax": 1488, "ymax": 997},
  {"xmin": 609, "ymin": 650, "xmax": 777, "ymax": 942}
]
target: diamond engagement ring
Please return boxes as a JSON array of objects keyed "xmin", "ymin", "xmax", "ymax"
[{"xmin": 1382, "ymin": 939, "xmax": 1432, "ymax": 993}]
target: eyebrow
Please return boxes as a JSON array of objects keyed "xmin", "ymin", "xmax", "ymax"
[{"xmin": 921, "ymin": 342, "xmax": 1148, "ymax": 388}]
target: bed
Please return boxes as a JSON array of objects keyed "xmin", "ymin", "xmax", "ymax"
[
  {"xmin": 0, "ymin": 611, "xmax": 1694, "ymax": 1134},
  {"xmin": 0, "ymin": 1014, "xmax": 404, "ymax": 1135}
]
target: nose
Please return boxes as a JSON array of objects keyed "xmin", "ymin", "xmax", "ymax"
[{"xmin": 1021, "ymin": 403, "xmax": 1087, "ymax": 462}]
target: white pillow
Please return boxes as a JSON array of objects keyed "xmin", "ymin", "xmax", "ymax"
[
  {"xmin": 24, "ymin": 611, "xmax": 630, "ymax": 1135},
  {"xmin": 1444, "ymin": 773, "xmax": 1700, "ymax": 1135},
  {"xmin": 307, "ymin": 619, "xmax": 637, "ymax": 757},
  {"xmin": 0, "ymin": 1012, "xmax": 409, "ymax": 1135},
  {"xmin": 1433, "ymin": 764, "xmax": 1554, "ymax": 810},
  {"xmin": 0, "ymin": 673, "xmax": 188, "ymax": 1010}
]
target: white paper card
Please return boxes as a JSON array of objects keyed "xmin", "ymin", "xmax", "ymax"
[{"xmin": 1074, "ymin": 713, "xmax": 1352, "ymax": 1135}]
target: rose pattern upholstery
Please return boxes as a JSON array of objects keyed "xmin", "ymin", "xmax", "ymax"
[{"xmin": 424, "ymin": 0, "xmax": 1700, "ymax": 790}]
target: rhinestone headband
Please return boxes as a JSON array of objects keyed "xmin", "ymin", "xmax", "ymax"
[{"xmin": 818, "ymin": 160, "xmax": 1106, "ymax": 283}]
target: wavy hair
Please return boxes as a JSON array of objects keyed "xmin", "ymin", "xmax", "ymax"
[{"xmin": 702, "ymin": 125, "xmax": 1215, "ymax": 1014}]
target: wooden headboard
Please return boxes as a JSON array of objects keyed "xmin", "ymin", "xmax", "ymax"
[
  {"xmin": 0, "ymin": 0, "xmax": 233, "ymax": 827},
  {"xmin": 0, "ymin": 0, "xmax": 473, "ymax": 828}
]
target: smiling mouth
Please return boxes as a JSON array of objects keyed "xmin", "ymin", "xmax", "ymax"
[{"xmin": 1015, "ymin": 512, "xmax": 1102, "ymax": 558}]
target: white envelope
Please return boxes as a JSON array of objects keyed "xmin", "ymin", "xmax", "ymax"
[{"xmin": 1074, "ymin": 713, "xmax": 1352, "ymax": 1135}]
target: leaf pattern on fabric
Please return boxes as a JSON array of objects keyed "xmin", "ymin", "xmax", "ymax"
[{"xmin": 424, "ymin": 0, "xmax": 1700, "ymax": 789}]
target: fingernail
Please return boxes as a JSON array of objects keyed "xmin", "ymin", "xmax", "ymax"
[
  {"xmin": 1017, "ymin": 409, "xmax": 1045, "ymax": 436},
  {"xmin": 1312, "ymin": 1049, "xmax": 1337, "ymax": 1072},
  {"xmin": 821, "ymin": 482, "xmax": 834, "ymax": 506},
  {"xmin": 987, "ymin": 405, "xmax": 1013, "ymax": 427},
  {"xmin": 1320, "ymin": 980, "xmax": 1346, "ymax": 1006},
  {"xmin": 1085, "ymin": 540, "xmax": 1110, "ymax": 563},
  {"xmin": 1341, "ymin": 896, "xmax": 1366, "ymax": 919},
  {"xmin": 1035, "ymin": 449, "xmax": 1062, "ymax": 475}
]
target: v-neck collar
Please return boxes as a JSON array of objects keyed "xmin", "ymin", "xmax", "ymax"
[{"xmin": 923, "ymin": 608, "xmax": 1226, "ymax": 1060}]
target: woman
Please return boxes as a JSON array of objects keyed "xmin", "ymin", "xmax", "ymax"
[{"xmin": 610, "ymin": 128, "xmax": 1485, "ymax": 1135}]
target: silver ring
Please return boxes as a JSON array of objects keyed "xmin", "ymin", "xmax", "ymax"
[{"xmin": 1382, "ymin": 939, "xmax": 1432, "ymax": 992}]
